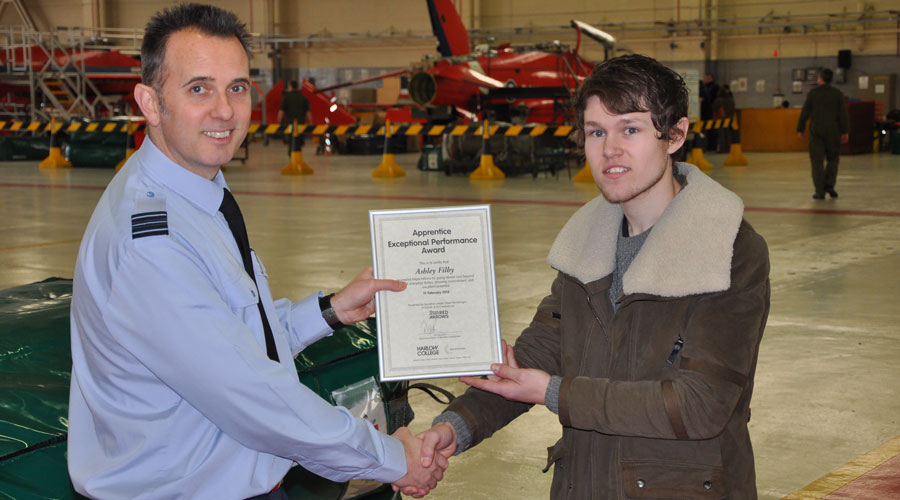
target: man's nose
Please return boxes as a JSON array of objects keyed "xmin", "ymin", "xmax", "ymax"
[
  {"xmin": 210, "ymin": 91, "xmax": 234, "ymax": 121},
  {"xmin": 602, "ymin": 135, "xmax": 621, "ymax": 158}
]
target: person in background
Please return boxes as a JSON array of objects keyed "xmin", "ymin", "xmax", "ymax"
[
  {"xmin": 713, "ymin": 84, "xmax": 735, "ymax": 153},
  {"xmin": 278, "ymin": 79, "xmax": 311, "ymax": 150},
  {"xmin": 419, "ymin": 54, "xmax": 771, "ymax": 500},
  {"xmin": 699, "ymin": 72, "xmax": 720, "ymax": 151},
  {"xmin": 67, "ymin": 4, "xmax": 447, "ymax": 499},
  {"xmin": 796, "ymin": 68, "xmax": 849, "ymax": 200}
]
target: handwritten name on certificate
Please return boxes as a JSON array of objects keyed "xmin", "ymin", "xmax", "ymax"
[{"xmin": 369, "ymin": 205, "xmax": 502, "ymax": 381}]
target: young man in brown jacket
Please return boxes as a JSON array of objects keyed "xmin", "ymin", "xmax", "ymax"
[{"xmin": 420, "ymin": 54, "xmax": 771, "ymax": 499}]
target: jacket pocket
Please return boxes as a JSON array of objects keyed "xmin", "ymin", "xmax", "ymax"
[{"xmin": 622, "ymin": 459, "xmax": 725, "ymax": 499}]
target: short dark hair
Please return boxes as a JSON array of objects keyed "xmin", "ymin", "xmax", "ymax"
[
  {"xmin": 141, "ymin": 3, "xmax": 251, "ymax": 90},
  {"xmin": 289, "ymin": 80, "xmax": 299, "ymax": 90},
  {"xmin": 573, "ymin": 54, "xmax": 688, "ymax": 147},
  {"xmin": 819, "ymin": 68, "xmax": 834, "ymax": 84}
]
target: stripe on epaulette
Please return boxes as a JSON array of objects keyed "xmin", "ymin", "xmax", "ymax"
[{"xmin": 132, "ymin": 211, "xmax": 169, "ymax": 239}]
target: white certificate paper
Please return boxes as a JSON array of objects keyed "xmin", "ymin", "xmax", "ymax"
[{"xmin": 369, "ymin": 205, "xmax": 502, "ymax": 381}]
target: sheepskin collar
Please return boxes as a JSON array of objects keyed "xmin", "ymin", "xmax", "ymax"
[{"xmin": 547, "ymin": 163, "xmax": 744, "ymax": 297}]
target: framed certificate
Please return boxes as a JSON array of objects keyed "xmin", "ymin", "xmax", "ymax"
[{"xmin": 369, "ymin": 205, "xmax": 502, "ymax": 381}]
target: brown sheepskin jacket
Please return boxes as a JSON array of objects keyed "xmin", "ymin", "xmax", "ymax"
[{"xmin": 445, "ymin": 163, "xmax": 770, "ymax": 499}]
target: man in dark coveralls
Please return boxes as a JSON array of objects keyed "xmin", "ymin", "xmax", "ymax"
[
  {"xmin": 277, "ymin": 80, "xmax": 311, "ymax": 149},
  {"xmin": 797, "ymin": 68, "xmax": 849, "ymax": 200}
]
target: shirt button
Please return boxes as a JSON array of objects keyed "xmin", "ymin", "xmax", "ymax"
[
  {"xmin": 251, "ymin": 289, "xmax": 257, "ymax": 298},
  {"xmin": 703, "ymin": 481, "xmax": 712, "ymax": 490},
  {"xmin": 146, "ymin": 191, "xmax": 155, "ymax": 198},
  {"xmin": 636, "ymin": 479, "xmax": 645, "ymax": 488}
]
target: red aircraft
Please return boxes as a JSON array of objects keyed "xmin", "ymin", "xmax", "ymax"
[{"xmin": 317, "ymin": 0, "xmax": 616, "ymax": 125}]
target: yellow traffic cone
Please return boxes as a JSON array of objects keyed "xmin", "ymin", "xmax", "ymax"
[
  {"xmin": 39, "ymin": 117, "xmax": 71, "ymax": 169},
  {"xmin": 469, "ymin": 120, "xmax": 504, "ymax": 180},
  {"xmin": 282, "ymin": 119, "xmax": 314, "ymax": 175},
  {"xmin": 372, "ymin": 119, "xmax": 405, "ymax": 178}
]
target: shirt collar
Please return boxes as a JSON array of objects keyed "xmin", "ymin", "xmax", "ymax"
[{"xmin": 136, "ymin": 135, "xmax": 228, "ymax": 216}]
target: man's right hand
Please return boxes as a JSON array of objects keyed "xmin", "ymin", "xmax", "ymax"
[{"xmin": 390, "ymin": 427, "xmax": 448, "ymax": 498}]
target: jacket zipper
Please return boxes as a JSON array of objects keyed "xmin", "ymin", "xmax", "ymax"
[{"xmin": 573, "ymin": 278, "xmax": 609, "ymax": 375}]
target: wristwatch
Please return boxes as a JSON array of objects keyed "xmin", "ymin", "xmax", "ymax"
[{"xmin": 319, "ymin": 293, "xmax": 347, "ymax": 331}]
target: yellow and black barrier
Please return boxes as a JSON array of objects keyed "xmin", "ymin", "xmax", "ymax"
[
  {"xmin": 1, "ymin": 118, "xmax": 745, "ymax": 139},
  {"xmin": 1, "ymin": 119, "xmax": 577, "ymax": 138}
]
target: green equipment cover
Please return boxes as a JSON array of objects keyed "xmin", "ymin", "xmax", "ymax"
[
  {"xmin": 65, "ymin": 121, "xmax": 127, "ymax": 168},
  {"xmin": 0, "ymin": 278, "xmax": 405, "ymax": 500},
  {"xmin": 0, "ymin": 136, "xmax": 50, "ymax": 161}
]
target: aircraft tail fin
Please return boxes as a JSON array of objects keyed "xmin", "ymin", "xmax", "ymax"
[{"xmin": 427, "ymin": 0, "xmax": 470, "ymax": 57}]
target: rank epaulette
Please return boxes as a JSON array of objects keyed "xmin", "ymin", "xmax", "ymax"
[{"xmin": 131, "ymin": 211, "xmax": 169, "ymax": 239}]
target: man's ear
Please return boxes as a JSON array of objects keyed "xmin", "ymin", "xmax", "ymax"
[
  {"xmin": 134, "ymin": 83, "xmax": 161, "ymax": 127},
  {"xmin": 667, "ymin": 117, "xmax": 691, "ymax": 155}
]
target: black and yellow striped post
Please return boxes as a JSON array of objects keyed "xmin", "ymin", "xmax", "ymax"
[
  {"xmin": 282, "ymin": 119, "xmax": 314, "ymax": 175},
  {"xmin": 469, "ymin": 119, "xmax": 505, "ymax": 180},
  {"xmin": 372, "ymin": 119, "xmax": 405, "ymax": 178},
  {"xmin": 686, "ymin": 117, "xmax": 713, "ymax": 171},
  {"xmin": 39, "ymin": 117, "xmax": 71, "ymax": 169},
  {"xmin": 115, "ymin": 120, "xmax": 137, "ymax": 171},
  {"xmin": 723, "ymin": 114, "xmax": 748, "ymax": 166}
]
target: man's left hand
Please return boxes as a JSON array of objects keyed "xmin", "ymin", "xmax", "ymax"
[
  {"xmin": 840, "ymin": 133, "xmax": 849, "ymax": 144},
  {"xmin": 460, "ymin": 341, "xmax": 550, "ymax": 405},
  {"xmin": 331, "ymin": 267, "xmax": 406, "ymax": 325}
]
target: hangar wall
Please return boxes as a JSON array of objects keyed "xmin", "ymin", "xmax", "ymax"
[{"xmin": 3, "ymin": 0, "xmax": 897, "ymax": 111}]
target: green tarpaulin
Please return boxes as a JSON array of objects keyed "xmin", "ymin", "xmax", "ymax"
[{"xmin": 0, "ymin": 278, "xmax": 403, "ymax": 500}]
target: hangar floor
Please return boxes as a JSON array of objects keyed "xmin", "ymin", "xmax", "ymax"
[{"xmin": 1, "ymin": 143, "xmax": 899, "ymax": 499}]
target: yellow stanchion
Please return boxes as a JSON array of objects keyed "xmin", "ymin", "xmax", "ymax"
[
  {"xmin": 723, "ymin": 144, "xmax": 748, "ymax": 166},
  {"xmin": 282, "ymin": 119, "xmax": 314, "ymax": 175},
  {"xmin": 686, "ymin": 116, "xmax": 712, "ymax": 170},
  {"xmin": 115, "ymin": 120, "xmax": 136, "ymax": 171},
  {"xmin": 469, "ymin": 120, "xmax": 505, "ymax": 180},
  {"xmin": 573, "ymin": 159, "xmax": 594, "ymax": 182},
  {"xmin": 39, "ymin": 117, "xmax": 71, "ymax": 169},
  {"xmin": 371, "ymin": 120, "xmax": 405, "ymax": 178},
  {"xmin": 723, "ymin": 116, "xmax": 748, "ymax": 166}
]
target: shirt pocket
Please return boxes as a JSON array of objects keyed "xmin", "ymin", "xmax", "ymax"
[
  {"xmin": 221, "ymin": 267, "xmax": 260, "ymax": 312},
  {"xmin": 621, "ymin": 459, "xmax": 725, "ymax": 499}
]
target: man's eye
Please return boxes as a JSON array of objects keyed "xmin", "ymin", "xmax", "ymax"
[
  {"xmin": 589, "ymin": 130, "xmax": 605, "ymax": 138},
  {"xmin": 190, "ymin": 85, "xmax": 206, "ymax": 94},
  {"xmin": 625, "ymin": 127, "xmax": 638, "ymax": 135},
  {"xmin": 231, "ymin": 84, "xmax": 247, "ymax": 94}
]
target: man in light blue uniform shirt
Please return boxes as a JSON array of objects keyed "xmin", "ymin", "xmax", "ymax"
[{"xmin": 68, "ymin": 4, "xmax": 449, "ymax": 499}]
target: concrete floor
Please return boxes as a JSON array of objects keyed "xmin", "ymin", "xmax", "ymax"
[{"xmin": 1, "ymin": 143, "xmax": 898, "ymax": 499}]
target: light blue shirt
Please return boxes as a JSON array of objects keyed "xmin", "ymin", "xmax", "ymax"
[{"xmin": 68, "ymin": 137, "xmax": 406, "ymax": 499}]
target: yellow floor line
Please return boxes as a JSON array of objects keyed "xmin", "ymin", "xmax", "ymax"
[
  {"xmin": 0, "ymin": 239, "xmax": 81, "ymax": 251},
  {"xmin": 781, "ymin": 433, "xmax": 900, "ymax": 499}
]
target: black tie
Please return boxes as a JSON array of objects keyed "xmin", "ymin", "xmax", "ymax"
[{"xmin": 219, "ymin": 188, "xmax": 279, "ymax": 362}]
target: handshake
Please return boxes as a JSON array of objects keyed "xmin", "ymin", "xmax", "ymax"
[{"xmin": 389, "ymin": 421, "xmax": 458, "ymax": 498}]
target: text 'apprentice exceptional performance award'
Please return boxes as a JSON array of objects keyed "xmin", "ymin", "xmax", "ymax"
[{"xmin": 369, "ymin": 205, "xmax": 502, "ymax": 381}]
